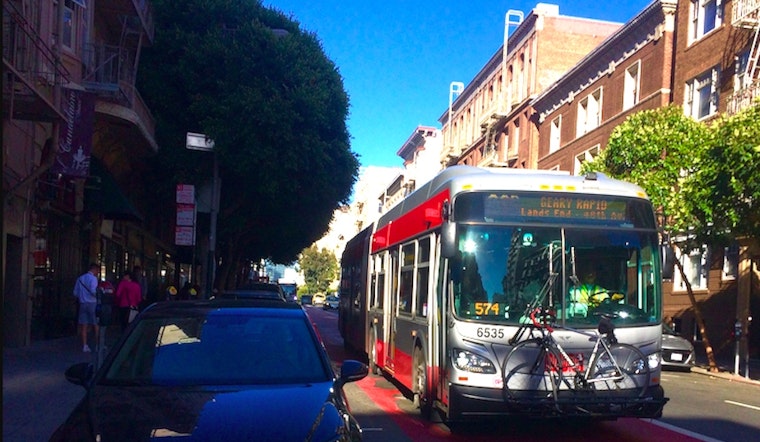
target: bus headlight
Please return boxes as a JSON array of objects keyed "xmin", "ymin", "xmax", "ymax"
[
  {"xmin": 648, "ymin": 352, "xmax": 661, "ymax": 370},
  {"xmin": 452, "ymin": 349, "xmax": 496, "ymax": 374}
]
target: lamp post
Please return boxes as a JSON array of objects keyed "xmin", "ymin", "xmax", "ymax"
[{"xmin": 186, "ymin": 132, "xmax": 218, "ymax": 298}]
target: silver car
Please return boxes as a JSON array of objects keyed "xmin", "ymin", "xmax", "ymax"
[{"xmin": 661, "ymin": 323, "xmax": 695, "ymax": 371}]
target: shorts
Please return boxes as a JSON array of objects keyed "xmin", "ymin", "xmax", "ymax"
[{"xmin": 78, "ymin": 302, "xmax": 98, "ymax": 325}]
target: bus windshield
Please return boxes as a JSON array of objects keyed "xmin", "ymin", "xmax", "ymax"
[{"xmin": 450, "ymin": 224, "xmax": 661, "ymax": 327}]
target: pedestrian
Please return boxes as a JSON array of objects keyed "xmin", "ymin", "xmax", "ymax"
[
  {"xmin": 114, "ymin": 271, "xmax": 142, "ymax": 330},
  {"xmin": 73, "ymin": 263, "xmax": 99, "ymax": 352},
  {"xmin": 132, "ymin": 265, "xmax": 149, "ymax": 305}
]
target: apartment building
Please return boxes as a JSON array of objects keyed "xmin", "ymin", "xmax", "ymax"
[
  {"xmin": 438, "ymin": 3, "xmax": 622, "ymax": 170},
  {"xmin": 664, "ymin": 0, "xmax": 759, "ymax": 356},
  {"xmin": 379, "ymin": 126, "xmax": 442, "ymax": 213},
  {"xmin": 533, "ymin": 0, "xmax": 677, "ymax": 173},
  {"xmin": 3, "ymin": 0, "xmax": 169, "ymax": 346}
]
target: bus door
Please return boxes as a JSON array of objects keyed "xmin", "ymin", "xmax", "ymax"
[
  {"xmin": 437, "ymin": 253, "xmax": 450, "ymax": 407},
  {"xmin": 385, "ymin": 247, "xmax": 400, "ymax": 373}
]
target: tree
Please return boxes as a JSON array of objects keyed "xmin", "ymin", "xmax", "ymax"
[
  {"xmin": 583, "ymin": 105, "xmax": 721, "ymax": 371},
  {"xmin": 137, "ymin": 0, "xmax": 359, "ymax": 290},
  {"xmin": 299, "ymin": 245, "xmax": 338, "ymax": 295}
]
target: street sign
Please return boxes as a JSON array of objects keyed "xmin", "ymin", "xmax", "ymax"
[
  {"xmin": 186, "ymin": 132, "xmax": 215, "ymax": 151},
  {"xmin": 175, "ymin": 226, "xmax": 195, "ymax": 246},
  {"xmin": 176, "ymin": 204, "xmax": 195, "ymax": 226},
  {"xmin": 176, "ymin": 184, "xmax": 195, "ymax": 204}
]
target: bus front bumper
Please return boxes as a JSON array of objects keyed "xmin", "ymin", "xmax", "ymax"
[{"xmin": 448, "ymin": 384, "xmax": 668, "ymax": 421}]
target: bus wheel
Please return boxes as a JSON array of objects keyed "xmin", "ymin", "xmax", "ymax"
[
  {"xmin": 413, "ymin": 346, "xmax": 432, "ymax": 419},
  {"xmin": 369, "ymin": 331, "xmax": 380, "ymax": 375}
]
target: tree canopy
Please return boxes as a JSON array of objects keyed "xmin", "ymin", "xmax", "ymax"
[
  {"xmin": 298, "ymin": 245, "xmax": 338, "ymax": 295},
  {"xmin": 137, "ymin": 0, "xmax": 359, "ymax": 271}
]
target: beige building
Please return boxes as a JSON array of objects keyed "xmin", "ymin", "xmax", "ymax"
[{"xmin": 439, "ymin": 3, "xmax": 622, "ymax": 170}]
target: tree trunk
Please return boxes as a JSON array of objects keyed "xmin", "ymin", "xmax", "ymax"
[{"xmin": 671, "ymin": 244, "xmax": 719, "ymax": 372}]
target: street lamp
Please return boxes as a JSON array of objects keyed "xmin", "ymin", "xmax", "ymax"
[{"xmin": 186, "ymin": 132, "xmax": 219, "ymax": 298}]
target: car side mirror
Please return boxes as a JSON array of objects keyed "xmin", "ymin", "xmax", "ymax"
[
  {"xmin": 338, "ymin": 360, "xmax": 368, "ymax": 386},
  {"xmin": 65, "ymin": 362, "xmax": 94, "ymax": 387}
]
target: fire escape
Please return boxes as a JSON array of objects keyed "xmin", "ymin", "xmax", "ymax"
[
  {"xmin": 728, "ymin": 0, "xmax": 760, "ymax": 114},
  {"xmin": 2, "ymin": 0, "xmax": 70, "ymax": 122}
]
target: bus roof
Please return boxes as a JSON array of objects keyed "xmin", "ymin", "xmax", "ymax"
[{"xmin": 377, "ymin": 166, "xmax": 649, "ymax": 230}]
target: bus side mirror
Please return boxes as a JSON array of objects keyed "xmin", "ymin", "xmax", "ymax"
[{"xmin": 441, "ymin": 222, "xmax": 456, "ymax": 258}]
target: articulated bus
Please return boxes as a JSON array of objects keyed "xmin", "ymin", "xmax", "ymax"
[{"xmin": 338, "ymin": 166, "xmax": 668, "ymax": 423}]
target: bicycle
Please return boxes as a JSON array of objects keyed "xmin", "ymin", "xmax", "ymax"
[{"xmin": 502, "ymin": 306, "xmax": 651, "ymax": 406}]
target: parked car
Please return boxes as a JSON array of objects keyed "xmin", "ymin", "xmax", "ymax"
[
  {"xmin": 661, "ymin": 323, "xmax": 695, "ymax": 371},
  {"xmin": 279, "ymin": 282, "xmax": 298, "ymax": 303},
  {"xmin": 323, "ymin": 295, "xmax": 340, "ymax": 310},
  {"xmin": 51, "ymin": 299, "xmax": 368, "ymax": 441},
  {"xmin": 312, "ymin": 293, "xmax": 326, "ymax": 306},
  {"xmin": 215, "ymin": 282, "xmax": 286, "ymax": 302}
]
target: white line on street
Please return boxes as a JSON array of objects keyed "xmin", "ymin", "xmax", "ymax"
[
  {"xmin": 724, "ymin": 400, "xmax": 760, "ymax": 412},
  {"xmin": 645, "ymin": 420, "xmax": 725, "ymax": 442}
]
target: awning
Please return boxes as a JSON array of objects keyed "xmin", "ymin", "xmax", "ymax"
[{"xmin": 85, "ymin": 158, "xmax": 143, "ymax": 221}]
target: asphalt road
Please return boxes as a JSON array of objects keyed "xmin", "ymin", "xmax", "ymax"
[{"xmin": 306, "ymin": 304, "xmax": 760, "ymax": 442}]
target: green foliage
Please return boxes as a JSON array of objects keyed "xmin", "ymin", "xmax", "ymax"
[
  {"xmin": 685, "ymin": 101, "xmax": 760, "ymax": 242},
  {"xmin": 586, "ymin": 102, "xmax": 760, "ymax": 248},
  {"xmin": 137, "ymin": 0, "xmax": 359, "ymax": 264},
  {"xmin": 298, "ymin": 245, "xmax": 338, "ymax": 294},
  {"xmin": 584, "ymin": 105, "xmax": 709, "ymax": 237}
]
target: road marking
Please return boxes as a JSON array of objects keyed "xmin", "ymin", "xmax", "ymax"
[
  {"xmin": 645, "ymin": 419, "xmax": 725, "ymax": 442},
  {"xmin": 724, "ymin": 400, "xmax": 760, "ymax": 411}
]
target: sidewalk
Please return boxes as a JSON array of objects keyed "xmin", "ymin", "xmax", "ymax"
[
  {"xmin": 3, "ymin": 327, "xmax": 122, "ymax": 442},
  {"xmin": 690, "ymin": 353, "xmax": 760, "ymax": 387}
]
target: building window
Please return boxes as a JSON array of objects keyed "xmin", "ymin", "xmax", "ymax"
[
  {"xmin": 674, "ymin": 246, "xmax": 708, "ymax": 290},
  {"xmin": 735, "ymin": 50, "xmax": 751, "ymax": 91},
  {"xmin": 55, "ymin": 0, "xmax": 79, "ymax": 51},
  {"xmin": 623, "ymin": 62, "xmax": 640, "ymax": 111},
  {"xmin": 689, "ymin": 0, "xmax": 723, "ymax": 43},
  {"xmin": 549, "ymin": 116, "xmax": 561, "ymax": 153},
  {"xmin": 723, "ymin": 243, "xmax": 738, "ymax": 280},
  {"xmin": 573, "ymin": 145, "xmax": 600, "ymax": 175},
  {"xmin": 576, "ymin": 88, "xmax": 602, "ymax": 136},
  {"xmin": 685, "ymin": 67, "xmax": 720, "ymax": 120}
]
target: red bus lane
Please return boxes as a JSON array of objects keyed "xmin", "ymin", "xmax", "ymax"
[{"xmin": 308, "ymin": 307, "xmax": 711, "ymax": 442}]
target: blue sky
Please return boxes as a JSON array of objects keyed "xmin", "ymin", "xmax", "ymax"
[{"xmin": 265, "ymin": 1, "xmax": 651, "ymax": 168}]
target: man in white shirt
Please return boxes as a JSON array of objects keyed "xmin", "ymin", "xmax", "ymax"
[{"xmin": 73, "ymin": 263, "xmax": 99, "ymax": 352}]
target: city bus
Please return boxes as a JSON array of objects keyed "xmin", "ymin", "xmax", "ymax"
[{"xmin": 338, "ymin": 165, "xmax": 668, "ymax": 423}]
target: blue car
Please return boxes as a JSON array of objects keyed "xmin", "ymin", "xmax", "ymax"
[{"xmin": 51, "ymin": 299, "xmax": 368, "ymax": 441}]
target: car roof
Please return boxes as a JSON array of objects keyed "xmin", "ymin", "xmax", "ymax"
[{"xmin": 142, "ymin": 299, "xmax": 303, "ymax": 316}]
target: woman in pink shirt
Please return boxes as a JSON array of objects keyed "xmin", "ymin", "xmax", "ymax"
[{"xmin": 115, "ymin": 271, "xmax": 142, "ymax": 330}]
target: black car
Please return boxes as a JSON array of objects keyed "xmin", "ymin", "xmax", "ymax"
[
  {"xmin": 215, "ymin": 282, "xmax": 287, "ymax": 301},
  {"xmin": 51, "ymin": 299, "xmax": 368, "ymax": 441}
]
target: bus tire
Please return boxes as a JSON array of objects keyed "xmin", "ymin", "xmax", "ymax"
[{"xmin": 413, "ymin": 346, "xmax": 433, "ymax": 420}]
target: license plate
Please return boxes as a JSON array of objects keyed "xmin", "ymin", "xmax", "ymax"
[{"xmin": 671, "ymin": 353, "xmax": 683, "ymax": 361}]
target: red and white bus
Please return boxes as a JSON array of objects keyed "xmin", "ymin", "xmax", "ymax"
[{"xmin": 339, "ymin": 165, "xmax": 668, "ymax": 423}]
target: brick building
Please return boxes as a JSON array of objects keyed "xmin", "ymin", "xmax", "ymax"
[{"xmin": 438, "ymin": 3, "xmax": 622, "ymax": 170}]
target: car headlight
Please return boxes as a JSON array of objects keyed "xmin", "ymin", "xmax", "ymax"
[
  {"xmin": 452, "ymin": 349, "xmax": 496, "ymax": 374},
  {"xmin": 648, "ymin": 352, "xmax": 661, "ymax": 370}
]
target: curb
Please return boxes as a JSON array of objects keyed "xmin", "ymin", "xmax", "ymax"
[{"xmin": 689, "ymin": 365, "xmax": 760, "ymax": 387}]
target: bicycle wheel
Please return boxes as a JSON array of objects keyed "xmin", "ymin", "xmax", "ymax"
[
  {"xmin": 503, "ymin": 339, "xmax": 563, "ymax": 400},
  {"xmin": 588, "ymin": 342, "xmax": 650, "ymax": 397}
]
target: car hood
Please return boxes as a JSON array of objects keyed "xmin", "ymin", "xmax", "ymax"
[
  {"xmin": 78, "ymin": 382, "xmax": 351, "ymax": 441},
  {"xmin": 662, "ymin": 334, "xmax": 694, "ymax": 351}
]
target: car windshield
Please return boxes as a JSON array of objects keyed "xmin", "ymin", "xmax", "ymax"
[
  {"xmin": 102, "ymin": 310, "xmax": 330, "ymax": 386},
  {"xmin": 451, "ymin": 224, "xmax": 661, "ymax": 328}
]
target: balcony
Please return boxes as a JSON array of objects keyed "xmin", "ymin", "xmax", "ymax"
[
  {"xmin": 732, "ymin": 0, "xmax": 760, "ymax": 29},
  {"xmin": 726, "ymin": 80, "xmax": 760, "ymax": 115},
  {"xmin": 97, "ymin": 0, "xmax": 155, "ymax": 45},
  {"xmin": 82, "ymin": 43, "xmax": 157, "ymax": 153},
  {"xmin": 2, "ymin": 1, "xmax": 70, "ymax": 121}
]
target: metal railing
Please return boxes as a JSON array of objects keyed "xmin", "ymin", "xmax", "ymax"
[
  {"xmin": 726, "ymin": 80, "xmax": 760, "ymax": 115},
  {"xmin": 2, "ymin": 1, "xmax": 70, "ymax": 106}
]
